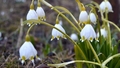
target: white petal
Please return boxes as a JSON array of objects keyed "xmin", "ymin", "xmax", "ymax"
[
  {"xmin": 36, "ymin": 7, "xmax": 45, "ymax": 18},
  {"xmin": 79, "ymin": 11, "xmax": 88, "ymax": 23},
  {"xmin": 21, "ymin": 60, "xmax": 25, "ymax": 65},
  {"xmin": 26, "ymin": 9, "xmax": 38, "ymax": 20},
  {"xmin": 80, "ymin": 24, "xmax": 96, "ymax": 41},
  {"xmin": 99, "ymin": 1, "xmax": 113, "ymax": 12},
  {"xmin": 19, "ymin": 42, "xmax": 37, "ymax": 60},
  {"xmin": 51, "ymin": 24, "xmax": 66, "ymax": 40},
  {"xmin": 89, "ymin": 13, "xmax": 97, "ymax": 24},
  {"xmin": 97, "ymin": 28, "xmax": 107, "ymax": 38},
  {"xmin": 55, "ymin": 24, "xmax": 65, "ymax": 34},
  {"xmin": 31, "ymin": 59, "xmax": 35, "ymax": 66},
  {"xmin": 37, "ymin": 57, "xmax": 41, "ymax": 60},
  {"xmin": 70, "ymin": 33, "xmax": 78, "ymax": 41},
  {"xmin": 100, "ymin": 1, "xmax": 105, "ymax": 12},
  {"xmin": 106, "ymin": 1, "xmax": 113, "ymax": 12}
]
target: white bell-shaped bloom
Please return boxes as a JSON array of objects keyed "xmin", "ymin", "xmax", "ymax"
[
  {"xmin": 79, "ymin": 11, "xmax": 88, "ymax": 23},
  {"xmin": 97, "ymin": 28, "xmax": 107, "ymax": 38},
  {"xmin": 26, "ymin": 9, "xmax": 38, "ymax": 20},
  {"xmin": 80, "ymin": 24, "xmax": 97, "ymax": 42},
  {"xmin": 70, "ymin": 33, "xmax": 78, "ymax": 41},
  {"xmin": 36, "ymin": 7, "xmax": 46, "ymax": 21},
  {"xmin": 89, "ymin": 13, "xmax": 97, "ymax": 24},
  {"xmin": 99, "ymin": 0, "xmax": 113, "ymax": 12},
  {"xmin": 51, "ymin": 24, "xmax": 66, "ymax": 41},
  {"xmin": 19, "ymin": 41, "xmax": 39, "ymax": 65}
]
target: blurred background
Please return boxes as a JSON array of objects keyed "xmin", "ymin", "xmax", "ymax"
[{"xmin": 0, "ymin": 0, "xmax": 119, "ymax": 67}]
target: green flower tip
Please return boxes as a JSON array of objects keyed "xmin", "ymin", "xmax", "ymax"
[
  {"xmin": 25, "ymin": 35, "xmax": 31, "ymax": 41},
  {"xmin": 81, "ymin": 3, "xmax": 85, "ymax": 11},
  {"xmin": 37, "ymin": 0, "xmax": 41, "ymax": 7},
  {"xmin": 22, "ymin": 56, "xmax": 26, "ymax": 60},
  {"xmin": 56, "ymin": 19, "xmax": 59, "ymax": 24},
  {"xmin": 30, "ymin": 3, "xmax": 34, "ymax": 9}
]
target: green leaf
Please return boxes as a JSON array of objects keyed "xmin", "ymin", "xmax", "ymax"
[
  {"xmin": 74, "ymin": 45, "xmax": 83, "ymax": 68},
  {"xmin": 114, "ymin": 59, "xmax": 120, "ymax": 68}
]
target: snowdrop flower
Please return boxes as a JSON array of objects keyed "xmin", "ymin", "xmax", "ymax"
[
  {"xmin": 26, "ymin": 9, "xmax": 37, "ymax": 26},
  {"xmin": 26, "ymin": 2, "xmax": 38, "ymax": 26},
  {"xmin": 70, "ymin": 33, "xmax": 78, "ymax": 41},
  {"xmin": 51, "ymin": 24, "xmax": 66, "ymax": 41},
  {"xmin": 99, "ymin": 0, "xmax": 113, "ymax": 13},
  {"xmin": 19, "ymin": 35, "xmax": 41, "ymax": 65},
  {"xmin": 89, "ymin": 13, "xmax": 97, "ymax": 24},
  {"xmin": 80, "ymin": 24, "xmax": 97, "ymax": 42},
  {"xmin": 36, "ymin": 7, "xmax": 46, "ymax": 21},
  {"xmin": 79, "ymin": 11, "xmax": 88, "ymax": 23},
  {"xmin": 26, "ymin": 9, "xmax": 38, "ymax": 20},
  {"xmin": 97, "ymin": 28, "xmax": 107, "ymax": 38}
]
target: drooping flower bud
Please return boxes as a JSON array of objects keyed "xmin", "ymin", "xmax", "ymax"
[{"xmin": 99, "ymin": 0, "xmax": 113, "ymax": 13}]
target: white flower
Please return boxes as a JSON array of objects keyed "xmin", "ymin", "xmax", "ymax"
[
  {"xmin": 79, "ymin": 11, "xmax": 88, "ymax": 23},
  {"xmin": 99, "ymin": 0, "xmax": 113, "ymax": 12},
  {"xmin": 80, "ymin": 24, "xmax": 97, "ymax": 42},
  {"xmin": 51, "ymin": 24, "xmax": 66, "ymax": 41},
  {"xmin": 70, "ymin": 33, "xmax": 78, "ymax": 41},
  {"xmin": 19, "ymin": 41, "xmax": 40, "ymax": 65},
  {"xmin": 36, "ymin": 7, "xmax": 46, "ymax": 21},
  {"xmin": 89, "ymin": 13, "xmax": 97, "ymax": 24},
  {"xmin": 26, "ymin": 9, "xmax": 38, "ymax": 20},
  {"xmin": 97, "ymin": 28, "xmax": 107, "ymax": 38}
]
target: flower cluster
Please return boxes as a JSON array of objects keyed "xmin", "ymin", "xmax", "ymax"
[
  {"xmin": 26, "ymin": 0, "xmax": 46, "ymax": 25},
  {"xmin": 78, "ymin": 0, "xmax": 112, "ymax": 42},
  {"xmin": 20, "ymin": 0, "xmax": 114, "ymax": 66}
]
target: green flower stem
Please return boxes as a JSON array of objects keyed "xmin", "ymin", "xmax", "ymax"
[
  {"xmin": 30, "ymin": 0, "xmax": 34, "ymax": 9},
  {"xmin": 32, "ymin": 0, "xmax": 34, "ymax": 3},
  {"xmin": 103, "ymin": 19, "xmax": 120, "ymax": 32},
  {"xmin": 87, "ymin": 41, "xmax": 101, "ymax": 64},
  {"xmin": 55, "ymin": 13, "xmax": 63, "ymax": 24},
  {"xmin": 105, "ymin": 11, "xmax": 112, "ymax": 51},
  {"xmin": 97, "ymin": 20, "xmax": 102, "ymax": 45},
  {"xmin": 102, "ymin": 53, "xmax": 120, "ymax": 68},
  {"xmin": 26, "ymin": 23, "xmax": 35, "ymax": 35},
  {"xmin": 75, "ymin": 0, "xmax": 82, "ymax": 11},
  {"xmin": 54, "ymin": 6, "xmax": 82, "ymax": 30},
  {"xmin": 40, "ymin": 0, "xmax": 80, "ymax": 33},
  {"xmin": 68, "ymin": 11, "xmax": 81, "ymax": 29},
  {"xmin": 48, "ymin": 60, "xmax": 102, "ymax": 68},
  {"xmin": 100, "ymin": 10, "xmax": 112, "ymax": 52}
]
